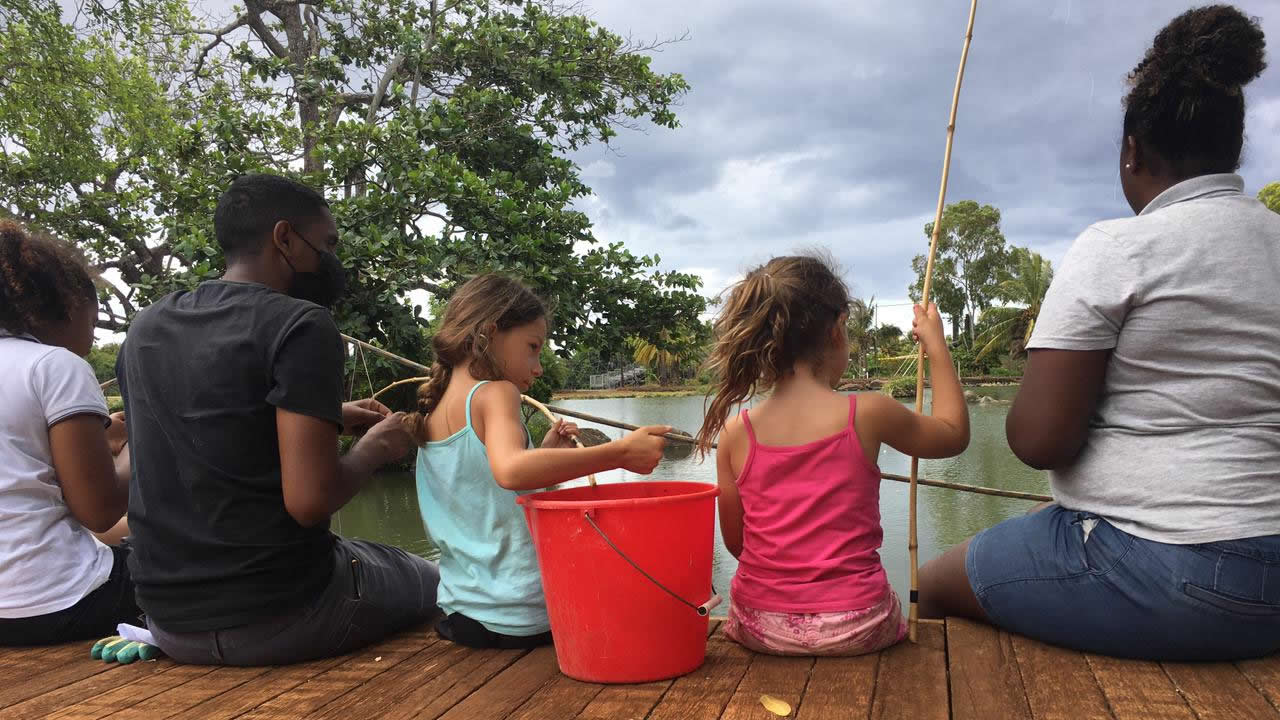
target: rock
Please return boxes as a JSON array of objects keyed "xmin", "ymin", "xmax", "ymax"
[
  {"xmin": 964, "ymin": 390, "xmax": 979, "ymax": 403},
  {"xmin": 663, "ymin": 428, "xmax": 695, "ymax": 460},
  {"xmin": 979, "ymin": 395, "xmax": 996, "ymax": 405},
  {"xmin": 577, "ymin": 427, "xmax": 611, "ymax": 447}
]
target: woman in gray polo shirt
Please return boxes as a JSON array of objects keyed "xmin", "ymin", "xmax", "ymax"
[{"xmin": 919, "ymin": 4, "xmax": 1280, "ymax": 661}]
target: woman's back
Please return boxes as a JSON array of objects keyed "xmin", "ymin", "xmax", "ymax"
[
  {"xmin": 1033, "ymin": 175, "xmax": 1280, "ymax": 542},
  {"xmin": 731, "ymin": 394, "xmax": 889, "ymax": 613}
]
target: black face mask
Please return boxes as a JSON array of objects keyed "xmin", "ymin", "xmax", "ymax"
[{"xmin": 283, "ymin": 233, "xmax": 348, "ymax": 308}]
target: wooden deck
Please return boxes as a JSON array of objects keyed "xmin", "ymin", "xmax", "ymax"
[{"xmin": 3, "ymin": 619, "xmax": 1278, "ymax": 719}]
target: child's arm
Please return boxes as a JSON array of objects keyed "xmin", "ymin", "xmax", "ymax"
[
  {"xmin": 475, "ymin": 381, "xmax": 669, "ymax": 491},
  {"xmin": 862, "ymin": 303, "xmax": 970, "ymax": 459},
  {"xmin": 50, "ymin": 415, "xmax": 129, "ymax": 533},
  {"xmin": 715, "ymin": 418, "xmax": 745, "ymax": 558}
]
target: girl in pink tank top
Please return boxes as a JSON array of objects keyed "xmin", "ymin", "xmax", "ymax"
[{"xmin": 695, "ymin": 255, "xmax": 969, "ymax": 656}]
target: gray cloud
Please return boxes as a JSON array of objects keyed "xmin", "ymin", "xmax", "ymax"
[{"xmin": 571, "ymin": 0, "xmax": 1280, "ymax": 320}]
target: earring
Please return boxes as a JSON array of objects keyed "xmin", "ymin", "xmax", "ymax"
[{"xmin": 1125, "ymin": 164, "xmax": 1132, "ymax": 169}]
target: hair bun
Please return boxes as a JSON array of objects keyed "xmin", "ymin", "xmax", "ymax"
[{"xmin": 1151, "ymin": 5, "xmax": 1266, "ymax": 92}]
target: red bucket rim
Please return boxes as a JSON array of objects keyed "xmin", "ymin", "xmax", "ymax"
[{"xmin": 516, "ymin": 480, "xmax": 718, "ymax": 510}]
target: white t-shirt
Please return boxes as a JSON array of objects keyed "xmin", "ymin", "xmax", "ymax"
[
  {"xmin": 1028, "ymin": 174, "xmax": 1280, "ymax": 544},
  {"xmin": 0, "ymin": 331, "xmax": 114, "ymax": 617}
]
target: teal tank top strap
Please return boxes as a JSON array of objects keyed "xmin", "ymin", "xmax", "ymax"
[
  {"xmin": 464, "ymin": 380, "xmax": 491, "ymax": 429},
  {"xmin": 462, "ymin": 379, "xmax": 532, "ymax": 448}
]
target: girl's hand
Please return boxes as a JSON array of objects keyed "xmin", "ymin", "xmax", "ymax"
[
  {"xmin": 106, "ymin": 412, "xmax": 128, "ymax": 457},
  {"xmin": 912, "ymin": 302, "xmax": 947, "ymax": 356},
  {"xmin": 616, "ymin": 426, "xmax": 671, "ymax": 474},
  {"xmin": 540, "ymin": 419, "xmax": 580, "ymax": 449}
]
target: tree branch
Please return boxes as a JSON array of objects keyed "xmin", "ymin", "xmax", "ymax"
[
  {"xmin": 193, "ymin": 14, "xmax": 250, "ymax": 75},
  {"xmin": 244, "ymin": 3, "xmax": 289, "ymax": 60}
]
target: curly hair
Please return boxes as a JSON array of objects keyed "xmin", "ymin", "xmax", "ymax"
[
  {"xmin": 403, "ymin": 274, "xmax": 548, "ymax": 445},
  {"xmin": 0, "ymin": 220, "xmax": 98, "ymax": 336},
  {"xmin": 694, "ymin": 255, "xmax": 849, "ymax": 455},
  {"xmin": 1123, "ymin": 5, "xmax": 1267, "ymax": 177}
]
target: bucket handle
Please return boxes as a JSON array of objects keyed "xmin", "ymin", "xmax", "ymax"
[{"xmin": 583, "ymin": 511, "xmax": 721, "ymax": 616}]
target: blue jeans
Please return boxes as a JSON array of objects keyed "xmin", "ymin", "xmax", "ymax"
[{"xmin": 966, "ymin": 504, "xmax": 1280, "ymax": 661}]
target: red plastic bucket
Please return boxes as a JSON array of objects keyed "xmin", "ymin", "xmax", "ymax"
[{"xmin": 517, "ymin": 481, "xmax": 720, "ymax": 684}]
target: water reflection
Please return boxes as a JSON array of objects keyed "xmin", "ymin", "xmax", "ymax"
[{"xmin": 334, "ymin": 389, "xmax": 1048, "ymax": 613}]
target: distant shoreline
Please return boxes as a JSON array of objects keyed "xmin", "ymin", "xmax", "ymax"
[{"xmin": 553, "ymin": 376, "xmax": 1021, "ymax": 401}]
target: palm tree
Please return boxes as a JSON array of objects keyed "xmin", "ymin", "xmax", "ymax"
[
  {"xmin": 974, "ymin": 248, "xmax": 1053, "ymax": 360},
  {"xmin": 627, "ymin": 325, "xmax": 709, "ymax": 385},
  {"xmin": 846, "ymin": 297, "xmax": 876, "ymax": 376}
]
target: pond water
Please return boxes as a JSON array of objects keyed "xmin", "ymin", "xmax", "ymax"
[{"xmin": 332, "ymin": 387, "xmax": 1048, "ymax": 614}]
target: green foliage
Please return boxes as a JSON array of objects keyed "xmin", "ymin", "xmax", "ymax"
[
  {"xmin": 910, "ymin": 201, "xmax": 1011, "ymax": 346},
  {"xmin": 2, "ymin": 0, "xmax": 706, "ymax": 393},
  {"xmin": 883, "ymin": 376, "xmax": 917, "ymax": 399},
  {"xmin": 626, "ymin": 321, "xmax": 711, "ymax": 385},
  {"xmin": 1260, "ymin": 182, "xmax": 1280, "ymax": 213},
  {"xmin": 526, "ymin": 347, "xmax": 567, "ymax": 403},
  {"xmin": 973, "ymin": 247, "xmax": 1053, "ymax": 361},
  {"xmin": 86, "ymin": 343, "xmax": 121, "ymax": 382},
  {"xmin": 845, "ymin": 297, "xmax": 876, "ymax": 376}
]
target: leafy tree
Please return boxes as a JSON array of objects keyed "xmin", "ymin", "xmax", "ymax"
[
  {"xmin": 973, "ymin": 247, "xmax": 1053, "ymax": 361},
  {"xmin": 1260, "ymin": 182, "xmax": 1280, "ymax": 213},
  {"xmin": 873, "ymin": 323, "xmax": 905, "ymax": 355},
  {"xmin": 1, "ymin": 0, "xmax": 705, "ymax": 387},
  {"xmin": 626, "ymin": 321, "xmax": 711, "ymax": 385},
  {"xmin": 86, "ymin": 344, "xmax": 121, "ymax": 383},
  {"xmin": 910, "ymin": 201, "xmax": 1011, "ymax": 346},
  {"xmin": 845, "ymin": 297, "xmax": 876, "ymax": 376}
]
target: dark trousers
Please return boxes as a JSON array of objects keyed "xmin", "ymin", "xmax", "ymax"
[
  {"xmin": 435, "ymin": 612, "xmax": 553, "ymax": 650},
  {"xmin": 147, "ymin": 538, "xmax": 439, "ymax": 666},
  {"xmin": 0, "ymin": 545, "xmax": 141, "ymax": 646}
]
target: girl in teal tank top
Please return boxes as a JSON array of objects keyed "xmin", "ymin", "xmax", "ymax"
[{"xmin": 404, "ymin": 275, "xmax": 673, "ymax": 649}]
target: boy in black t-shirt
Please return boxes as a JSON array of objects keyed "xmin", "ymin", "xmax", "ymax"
[{"xmin": 118, "ymin": 174, "xmax": 439, "ymax": 665}]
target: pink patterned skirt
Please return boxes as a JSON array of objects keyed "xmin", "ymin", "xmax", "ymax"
[{"xmin": 723, "ymin": 590, "xmax": 907, "ymax": 656}]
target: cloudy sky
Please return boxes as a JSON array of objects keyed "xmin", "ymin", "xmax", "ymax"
[{"xmin": 563, "ymin": 0, "xmax": 1280, "ymax": 329}]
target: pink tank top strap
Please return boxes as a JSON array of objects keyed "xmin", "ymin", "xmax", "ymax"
[
  {"xmin": 740, "ymin": 408, "xmax": 759, "ymax": 447},
  {"xmin": 847, "ymin": 393, "xmax": 858, "ymax": 430}
]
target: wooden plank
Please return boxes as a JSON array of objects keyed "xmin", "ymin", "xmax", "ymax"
[
  {"xmin": 307, "ymin": 641, "xmax": 526, "ymax": 720},
  {"xmin": 1161, "ymin": 662, "xmax": 1280, "ymax": 720},
  {"xmin": 171, "ymin": 656, "xmax": 349, "ymax": 720},
  {"xmin": 869, "ymin": 620, "xmax": 947, "ymax": 720},
  {"xmin": 647, "ymin": 633, "xmax": 754, "ymax": 720},
  {"xmin": 1009, "ymin": 634, "xmax": 1113, "ymax": 720},
  {"xmin": 407, "ymin": 646, "xmax": 529, "ymax": 720},
  {"xmin": 44, "ymin": 665, "xmax": 217, "ymax": 720},
  {"xmin": 575, "ymin": 681, "xmax": 670, "ymax": 720},
  {"xmin": 439, "ymin": 645, "xmax": 562, "ymax": 720},
  {"xmin": 303, "ymin": 639, "xmax": 453, "ymax": 720},
  {"xmin": 1238, "ymin": 657, "xmax": 1280, "ymax": 715},
  {"xmin": 0, "ymin": 643, "xmax": 116, "ymax": 707},
  {"xmin": 719, "ymin": 654, "xmax": 813, "ymax": 720},
  {"xmin": 1085, "ymin": 655, "xmax": 1194, "ymax": 720},
  {"xmin": 235, "ymin": 649, "xmax": 419, "ymax": 720},
  {"xmin": 3, "ymin": 661, "xmax": 175, "ymax": 720},
  {"xmin": 572, "ymin": 619, "xmax": 723, "ymax": 720},
  {"xmin": 795, "ymin": 654, "xmax": 879, "ymax": 720},
  {"xmin": 946, "ymin": 618, "xmax": 1031, "ymax": 720},
  {"xmin": 100, "ymin": 665, "xmax": 274, "ymax": 720},
  {"xmin": 507, "ymin": 673, "xmax": 603, "ymax": 720}
]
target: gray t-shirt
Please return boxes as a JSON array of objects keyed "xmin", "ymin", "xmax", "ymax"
[{"xmin": 1028, "ymin": 173, "xmax": 1280, "ymax": 544}]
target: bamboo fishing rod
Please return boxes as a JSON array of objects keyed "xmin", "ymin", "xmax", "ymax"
[
  {"xmin": 539, "ymin": 403, "xmax": 1049, "ymax": 502},
  {"xmin": 908, "ymin": 0, "xmax": 979, "ymax": 642}
]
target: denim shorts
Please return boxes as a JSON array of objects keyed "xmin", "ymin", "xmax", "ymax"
[{"xmin": 966, "ymin": 504, "xmax": 1280, "ymax": 661}]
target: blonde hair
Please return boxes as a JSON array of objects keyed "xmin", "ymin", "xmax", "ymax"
[
  {"xmin": 695, "ymin": 255, "xmax": 849, "ymax": 454},
  {"xmin": 404, "ymin": 274, "xmax": 547, "ymax": 445}
]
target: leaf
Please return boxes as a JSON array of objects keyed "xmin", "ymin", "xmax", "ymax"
[{"xmin": 760, "ymin": 694, "xmax": 792, "ymax": 717}]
